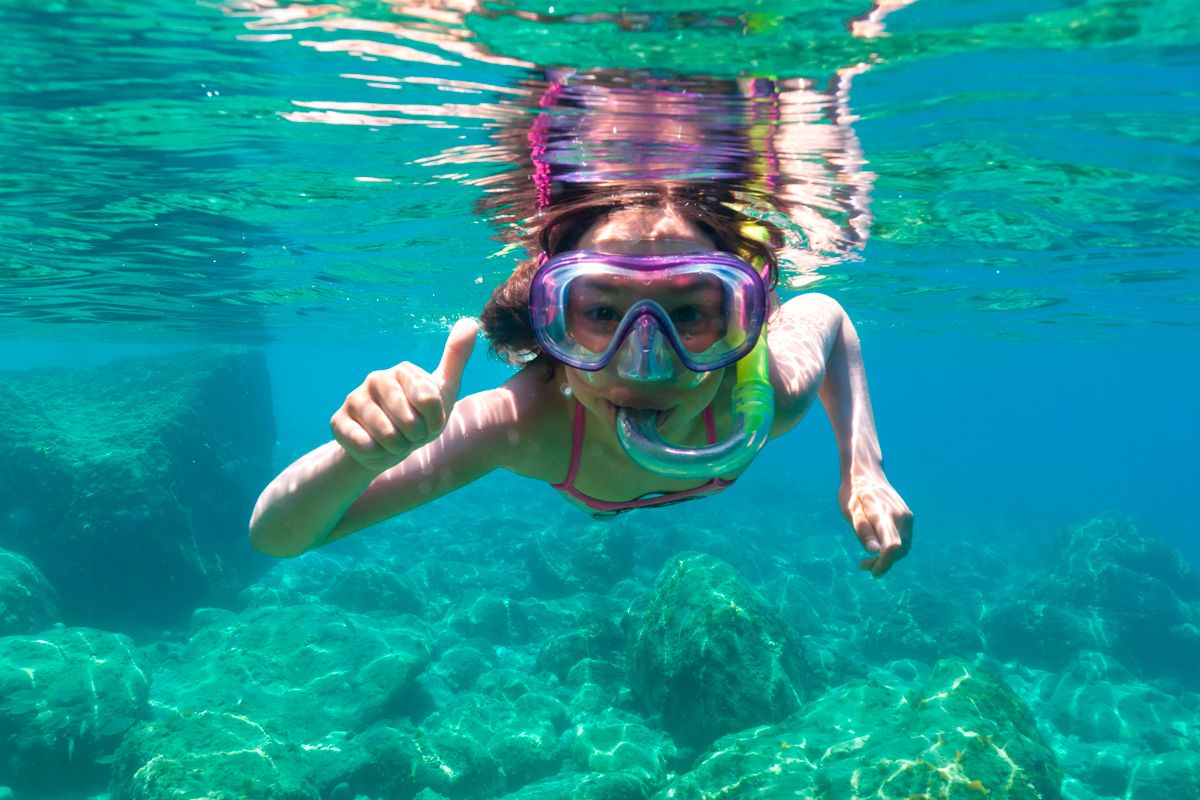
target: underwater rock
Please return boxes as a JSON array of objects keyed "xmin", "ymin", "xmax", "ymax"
[
  {"xmin": 625, "ymin": 552, "xmax": 813, "ymax": 751},
  {"xmin": 238, "ymin": 553, "xmax": 350, "ymax": 609},
  {"xmin": 0, "ymin": 627, "xmax": 150, "ymax": 795},
  {"xmin": 1089, "ymin": 748, "xmax": 1132, "ymax": 798},
  {"xmin": 0, "ymin": 349, "xmax": 275, "ymax": 633},
  {"xmin": 1127, "ymin": 749, "xmax": 1200, "ymax": 800},
  {"xmin": 434, "ymin": 639, "xmax": 498, "ymax": 692},
  {"xmin": 150, "ymin": 603, "xmax": 430, "ymax": 742},
  {"xmin": 655, "ymin": 657, "xmax": 1062, "ymax": 799},
  {"xmin": 980, "ymin": 599, "xmax": 1098, "ymax": 671},
  {"xmin": 428, "ymin": 687, "xmax": 569, "ymax": 795},
  {"xmin": 498, "ymin": 772, "xmax": 652, "ymax": 800},
  {"xmin": 536, "ymin": 610, "xmax": 624, "ymax": 682},
  {"xmin": 109, "ymin": 711, "xmax": 319, "ymax": 800},
  {"xmin": 982, "ymin": 514, "xmax": 1200, "ymax": 687},
  {"xmin": 322, "ymin": 559, "xmax": 425, "ymax": 616},
  {"xmin": 0, "ymin": 548, "xmax": 60, "ymax": 636},
  {"xmin": 449, "ymin": 591, "xmax": 539, "ymax": 644},
  {"xmin": 1043, "ymin": 650, "xmax": 1195, "ymax": 752},
  {"xmin": 859, "ymin": 585, "xmax": 984, "ymax": 664},
  {"xmin": 527, "ymin": 522, "xmax": 635, "ymax": 596},
  {"xmin": 566, "ymin": 657, "xmax": 624, "ymax": 688},
  {"xmin": 569, "ymin": 708, "xmax": 676, "ymax": 793},
  {"xmin": 339, "ymin": 687, "xmax": 569, "ymax": 799},
  {"xmin": 336, "ymin": 724, "xmax": 427, "ymax": 799}
]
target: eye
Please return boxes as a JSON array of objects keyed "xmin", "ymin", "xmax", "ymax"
[
  {"xmin": 670, "ymin": 305, "xmax": 706, "ymax": 326},
  {"xmin": 585, "ymin": 305, "xmax": 620, "ymax": 323}
]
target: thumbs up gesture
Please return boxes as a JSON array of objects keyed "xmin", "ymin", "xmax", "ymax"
[{"xmin": 332, "ymin": 318, "xmax": 479, "ymax": 473}]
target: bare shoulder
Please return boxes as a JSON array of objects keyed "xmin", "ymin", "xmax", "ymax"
[
  {"xmin": 489, "ymin": 364, "xmax": 573, "ymax": 479},
  {"xmin": 772, "ymin": 292, "xmax": 846, "ymax": 336},
  {"xmin": 765, "ymin": 293, "xmax": 847, "ymax": 434},
  {"xmin": 450, "ymin": 363, "xmax": 571, "ymax": 478},
  {"xmin": 447, "ymin": 365, "xmax": 550, "ymax": 444}
]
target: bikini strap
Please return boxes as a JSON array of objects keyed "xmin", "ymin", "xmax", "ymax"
[
  {"xmin": 557, "ymin": 402, "xmax": 717, "ymax": 490},
  {"xmin": 553, "ymin": 401, "xmax": 587, "ymax": 489}
]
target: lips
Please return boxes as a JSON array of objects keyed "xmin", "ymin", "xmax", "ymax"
[{"xmin": 608, "ymin": 400, "xmax": 672, "ymax": 426}]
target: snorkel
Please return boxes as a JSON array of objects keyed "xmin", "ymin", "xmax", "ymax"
[
  {"xmin": 615, "ymin": 332, "xmax": 775, "ymax": 479},
  {"xmin": 613, "ymin": 220, "xmax": 776, "ymax": 479}
]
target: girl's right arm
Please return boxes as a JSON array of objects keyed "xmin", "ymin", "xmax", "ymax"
[{"xmin": 249, "ymin": 319, "xmax": 524, "ymax": 557}]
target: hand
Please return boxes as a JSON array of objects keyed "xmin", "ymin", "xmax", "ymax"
[
  {"xmin": 331, "ymin": 318, "xmax": 478, "ymax": 473},
  {"xmin": 839, "ymin": 470, "xmax": 913, "ymax": 578}
]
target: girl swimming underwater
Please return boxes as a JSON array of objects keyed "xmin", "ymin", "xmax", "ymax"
[{"xmin": 250, "ymin": 185, "xmax": 913, "ymax": 576}]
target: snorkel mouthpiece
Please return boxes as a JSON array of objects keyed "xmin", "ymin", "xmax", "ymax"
[{"xmin": 616, "ymin": 334, "xmax": 775, "ymax": 479}]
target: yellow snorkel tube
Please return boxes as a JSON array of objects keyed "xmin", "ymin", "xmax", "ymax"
[{"xmin": 615, "ymin": 333, "xmax": 775, "ymax": 479}]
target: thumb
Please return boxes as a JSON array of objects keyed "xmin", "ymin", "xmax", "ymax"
[{"xmin": 433, "ymin": 317, "xmax": 478, "ymax": 403}]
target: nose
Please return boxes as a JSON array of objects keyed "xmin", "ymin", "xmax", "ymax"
[{"xmin": 614, "ymin": 315, "xmax": 676, "ymax": 382}]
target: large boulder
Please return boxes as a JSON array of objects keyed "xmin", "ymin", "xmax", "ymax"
[
  {"xmin": 982, "ymin": 514, "xmax": 1200, "ymax": 687},
  {"xmin": 0, "ymin": 627, "xmax": 150, "ymax": 795},
  {"xmin": 625, "ymin": 552, "xmax": 814, "ymax": 751},
  {"xmin": 656, "ymin": 657, "xmax": 1062, "ymax": 799},
  {"xmin": 0, "ymin": 349, "xmax": 275, "ymax": 632}
]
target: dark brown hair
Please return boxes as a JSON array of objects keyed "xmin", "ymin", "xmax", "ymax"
[{"xmin": 480, "ymin": 181, "xmax": 781, "ymax": 367}]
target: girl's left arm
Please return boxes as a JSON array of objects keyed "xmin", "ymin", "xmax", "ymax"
[{"xmin": 767, "ymin": 293, "xmax": 913, "ymax": 576}]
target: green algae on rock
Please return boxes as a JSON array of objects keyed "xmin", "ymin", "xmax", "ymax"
[
  {"xmin": 654, "ymin": 657, "xmax": 1062, "ymax": 799},
  {"xmin": 109, "ymin": 711, "xmax": 319, "ymax": 800},
  {"xmin": 626, "ymin": 552, "xmax": 815, "ymax": 752}
]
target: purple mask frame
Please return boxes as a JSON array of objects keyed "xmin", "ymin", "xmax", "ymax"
[{"xmin": 529, "ymin": 250, "xmax": 768, "ymax": 373}]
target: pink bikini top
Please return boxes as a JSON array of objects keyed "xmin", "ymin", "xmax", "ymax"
[{"xmin": 552, "ymin": 402, "xmax": 734, "ymax": 518}]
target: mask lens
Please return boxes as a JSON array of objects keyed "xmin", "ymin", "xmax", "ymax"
[
  {"xmin": 531, "ymin": 251, "xmax": 765, "ymax": 372},
  {"xmin": 564, "ymin": 273, "xmax": 632, "ymax": 357}
]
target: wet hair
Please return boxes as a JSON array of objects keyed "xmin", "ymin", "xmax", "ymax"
[{"xmin": 480, "ymin": 181, "xmax": 781, "ymax": 368}]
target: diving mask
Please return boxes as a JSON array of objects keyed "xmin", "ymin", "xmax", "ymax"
[{"xmin": 529, "ymin": 250, "xmax": 768, "ymax": 381}]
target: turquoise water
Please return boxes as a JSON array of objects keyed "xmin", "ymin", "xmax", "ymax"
[{"xmin": 1, "ymin": 0, "xmax": 1198, "ymax": 798}]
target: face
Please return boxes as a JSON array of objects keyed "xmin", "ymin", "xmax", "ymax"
[{"xmin": 560, "ymin": 207, "xmax": 727, "ymax": 434}]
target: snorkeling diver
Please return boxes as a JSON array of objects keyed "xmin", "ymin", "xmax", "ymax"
[{"xmin": 250, "ymin": 191, "xmax": 913, "ymax": 577}]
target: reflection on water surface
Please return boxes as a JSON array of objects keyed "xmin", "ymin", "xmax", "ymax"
[{"xmin": 0, "ymin": 0, "xmax": 1196, "ymax": 339}]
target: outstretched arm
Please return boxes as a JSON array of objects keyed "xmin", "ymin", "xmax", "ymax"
[
  {"xmin": 768, "ymin": 293, "xmax": 913, "ymax": 576},
  {"xmin": 249, "ymin": 319, "xmax": 511, "ymax": 557}
]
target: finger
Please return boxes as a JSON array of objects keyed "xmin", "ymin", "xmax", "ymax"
[
  {"xmin": 331, "ymin": 414, "xmax": 402, "ymax": 472},
  {"xmin": 357, "ymin": 403, "xmax": 415, "ymax": 454},
  {"xmin": 396, "ymin": 362, "xmax": 444, "ymax": 440},
  {"xmin": 331, "ymin": 413, "xmax": 376, "ymax": 455},
  {"xmin": 869, "ymin": 512, "xmax": 903, "ymax": 578},
  {"xmin": 374, "ymin": 363, "xmax": 431, "ymax": 444},
  {"xmin": 851, "ymin": 506, "xmax": 880, "ymax": 554},
  {"xmin": 433, "ymin": 318, "xmax": 478, "ymax": 404}
]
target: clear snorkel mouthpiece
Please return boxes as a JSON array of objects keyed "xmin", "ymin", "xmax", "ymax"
[{"xmin": 615, "ymin": 334, "xmax": 775, "ymax": 479}]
